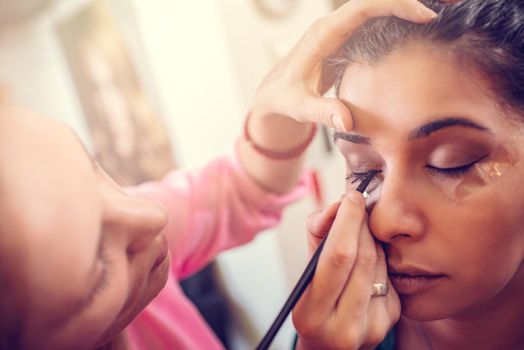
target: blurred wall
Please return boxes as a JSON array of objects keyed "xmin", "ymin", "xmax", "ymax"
[{"xmin": 0, "ymin": 0, "xmax": 91, "ymax": 144}]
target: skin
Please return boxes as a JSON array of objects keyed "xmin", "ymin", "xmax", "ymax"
[
  {"xmin": 295, "ymin": 43, "xmax": 524, "ymax": 349},
  {"xmin": 0, "ymin": 105, "xmax": 170, "ymax": 349},
  {"xmin": 244, "ymin": 0, "xmax": 438, "ymax": 193}
]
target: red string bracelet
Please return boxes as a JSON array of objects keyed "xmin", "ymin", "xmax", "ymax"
[{"xmin": 243, "ymin": 113, "xmax": 317, "ymax": 160}]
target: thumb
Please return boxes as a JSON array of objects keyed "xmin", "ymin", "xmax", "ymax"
[
  {"xmin": 296, "ymin": 95, "xmax": 352, "ymax": 132},
  {"xmin": 306, "ymin": 200, "xmax": 341, "ymax": 246}
]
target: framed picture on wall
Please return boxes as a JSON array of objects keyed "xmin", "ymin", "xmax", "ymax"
[
  {"xmin": 330, "ymin": 0, "xmax": 347, "ymax": 9},
  {"xmin": 56, "ymin": 0, "xmax": 175, "ymax": 186}
]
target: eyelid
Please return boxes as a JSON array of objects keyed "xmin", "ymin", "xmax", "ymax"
[
  {"xmin": 84, "ymin": 233, "xmax": 109, "ymax": 305},
  {"xmin": 85, "ymin": 262, "xmax": 108, "ymax": 303},
  {"xmin": 426, "ymin": 154, "xmax": 488, "ymax": 177}
]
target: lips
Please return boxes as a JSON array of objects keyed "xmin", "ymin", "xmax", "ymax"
[
  {"xmin": 388, "ymin": 264, "xmax": 447, "ymax": 295},
  {"xmin": 151, "ymin": 234, "xmax": 169, "ymax": 270}
]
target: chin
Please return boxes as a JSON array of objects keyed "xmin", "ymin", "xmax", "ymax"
[{"xmin": 399, "ymin": 294, "xmax": 452, "ymax": 321}]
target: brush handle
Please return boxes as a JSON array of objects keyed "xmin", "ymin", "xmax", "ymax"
[
  {"xmin": 256, "ymin": 171, "xmax": 377, "ymax": 350},
  {"xmin": 255, "ymin": 237, "xmax": 326, "ymax": 350}
]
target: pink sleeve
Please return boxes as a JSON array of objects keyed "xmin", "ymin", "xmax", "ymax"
[{"xmin": 128, "ymin": 146, "xmax": 312, "ymax": 280}]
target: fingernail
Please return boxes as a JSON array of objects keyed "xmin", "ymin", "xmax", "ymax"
[
  {"xmin": 419, "ymin": 6, "xmax": 438, "ymax": 18},
  {"xmin": 331, "ymin": 113, "xmax": 347, "ymax": 131},
  {"xmin": 347, "ymin": 191, "xmax": 362, "ymax": 203}
]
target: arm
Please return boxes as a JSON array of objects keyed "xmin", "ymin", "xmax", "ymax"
[
  {"xmin": 238, "ymin": 116, "xmax": 312, "ymax": 194},
  {"xmin": 238, "ymin": 0, "xmax": 440, "ymax": 194},
  {"xmin": 130, "ymin": 153, "xmax": 311, "ymax": 280}
]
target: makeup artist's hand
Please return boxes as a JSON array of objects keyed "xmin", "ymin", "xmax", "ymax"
[
  {"xmin": 249, "ymin": 0, "xmax": 438, "ymax": 133},
  {"xmin": 292, "ymin": 193, "xmax": 400, "ymax": 350},
  {"xmin": 241, "ymin": 0, "xmax": 437, "ymax": 195}
]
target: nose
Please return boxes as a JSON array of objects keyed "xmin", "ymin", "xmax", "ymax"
[
  {"xmin": 103, "ymin": 190, "xmax": 168, "ymax": 254},
  {"xmin": 368, "ymin": 171, "xmax": 426, "ymax": 243}
]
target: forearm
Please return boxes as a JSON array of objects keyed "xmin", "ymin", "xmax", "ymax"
[{"xmin": 238, "ymin": 114, "xmax": 314, "ymax": 194}]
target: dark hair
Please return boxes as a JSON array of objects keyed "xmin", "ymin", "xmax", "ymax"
[{"xmin": 329, "ymin": 0, "xmax": 524, "ymax": 116}]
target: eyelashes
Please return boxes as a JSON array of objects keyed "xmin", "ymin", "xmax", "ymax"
[
  {"xmin": 425, "ymin": 155, "xmax": 488, "ymax": 178},
  {"xmin": 345, "ymin": 170, "xmax": 382, "ymax": 195},
  {"xmin": 345, "ymin": 170, "xmax": 379, "ymax": 184}
]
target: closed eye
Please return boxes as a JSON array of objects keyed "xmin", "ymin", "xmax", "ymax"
[
  {"xmin": 85, "ymin": 242, "xmax": 113, "ymax": 305},
  {"xmin": 426, "ymin": 155, "xmax": 488, "ymax": 178}
]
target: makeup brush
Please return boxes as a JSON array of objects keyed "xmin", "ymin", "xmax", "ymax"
[{"xmin": 255, "ymin": 170, "xmax": 380, "ymax": 350}]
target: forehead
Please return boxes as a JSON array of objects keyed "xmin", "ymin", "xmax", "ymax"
[
  {"xmin": 0, "ymin": 109, "xmax": 101, "ymax": 313},
  {"xmin": 338, "ymin": 44, "xmax": 507, "ymax": 137}
]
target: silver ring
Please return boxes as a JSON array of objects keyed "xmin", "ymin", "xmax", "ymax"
[{"xmin": 371, "ymin": 283, "xmax": 388, "ymax": 297}]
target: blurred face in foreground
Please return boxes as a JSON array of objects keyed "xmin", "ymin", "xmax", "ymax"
[{"xmin": 0, "ymin": 106, "xmax": 169, "ymax": 349}]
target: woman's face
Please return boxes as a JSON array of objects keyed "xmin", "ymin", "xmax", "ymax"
[
  {"xmin": 0, "ymin": 108, "xmax": 169, "ymax": 349},
  {"xmin": 335, "ymin": 44, "xmax": 524, "ymax": 321}
]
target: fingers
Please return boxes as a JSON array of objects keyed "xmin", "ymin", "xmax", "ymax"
[
  {"xmin": 335, "ymin": 212, "xmax": 376, "ymax": 322},
  {"xmin": 334, "ymin": 223, "xmax": 400, "ymax": 347},
  {"xmin": 353, "ymin": 0, "xmax": 439, "ymax": 23},
  {"xmin": 374, "ymin": 242, "xmax": 389, "ymax": 287},
  {"xmin": 364, "ymin": 243, "xmax": 402, "ymax": 345},
  {"xmin": 254, "ymin": 0, "xmax": 438, "ymax": 133},
  {"xmin": 286, "ymin": 0, "xmax": 436, "ymax": 131},
  {"xmin": 306, "ymin": 200, "xmax": 341, "ymax": 239},
  {"xmin": 373, "ymin": 242, "xmax": 400, "ymax": 322},
  {"xmin": 294, "ymin": 95, "xmax": 352, "ymax": 132},
  {"xmin": 295, "ymin": 193, "xmax": 400, "ymax": 349},
  {"xmin": 295, "ymin": 0, "xmax": 437, "ymax": 69},
  {"xmin": 306, "ymin": 200, "xmax": 342, "ymax": 254},
  {"xmin": 301, "ymin": 192, "xmax": 366, "ymax": 319}
]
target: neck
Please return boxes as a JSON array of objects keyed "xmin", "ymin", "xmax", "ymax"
[{"xmin": 400, "ymin": 265, "xmax": 524, "ymax": 350}]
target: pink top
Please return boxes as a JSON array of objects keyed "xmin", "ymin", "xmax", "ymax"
[{"xmin": 125, "ymin": 152, "xmax": 311, "ymax": 349}]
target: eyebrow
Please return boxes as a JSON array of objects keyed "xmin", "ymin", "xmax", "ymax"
[
  {"xmin": 408, "ymin": 117, "xmax": 489, "ymax": 139},
  {"xmin": 333, "ymin": 117, "xmax": 490, "ymax": 144},
  {"xmin": 333, "ymin": 132, "xmax": 370, "ymax": 145}
]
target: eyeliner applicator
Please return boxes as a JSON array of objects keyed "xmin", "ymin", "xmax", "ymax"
[{"xmin": 256, "ymin": 170, "xmax": 380, "ymax": 350}]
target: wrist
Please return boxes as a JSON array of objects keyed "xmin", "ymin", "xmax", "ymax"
[{"xmin": 244, "ymin": 112, "xmax": 316, "ymax": 160}]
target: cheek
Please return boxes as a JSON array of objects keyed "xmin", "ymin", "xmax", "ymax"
[
  {"xmin": 402, "ymin": 193, "xmax": 524, "ymax": 320},
  {"xmin": 435, "ymin": 186, "xmax": 524, "ymax": 290}
]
